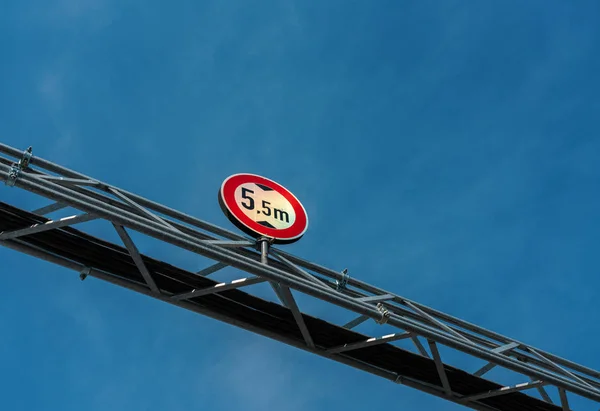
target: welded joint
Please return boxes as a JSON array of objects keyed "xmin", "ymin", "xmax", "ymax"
[
  {"xmin": 376, "ymin": 302, "xmax": 390, "ymax": 325},
  {"xmin": 336, "ymin": 268, "xmax": 349, "ymax": 290},
  {"xmin": 474, "ymin": 342, "xmax": 522, "ymax": 377},
  {"xmin": 255, "ymin": 236, "xmax": 275, "ymax": 248}
]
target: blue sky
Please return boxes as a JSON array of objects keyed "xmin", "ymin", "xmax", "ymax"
[{"xmin": 1, "ymin": 1, "xmax": 599, "ymax": 410}]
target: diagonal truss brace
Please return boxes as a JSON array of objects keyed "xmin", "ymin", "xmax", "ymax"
[
  {"xmin": 343, "ymin": 315, "xmax": 369, "ymax": 329},
  {"xmin": 108, "ymin": 187, "xmax": 178, "ymax": 231},
  {"xmin": 535, "ymin": 377, "xmax": 554, "ymax": 404},
  {"xmin": 429, "ymin": 340, "xmax": 453, "ymax": 396},
  {"xmin": 32, "ymin": 201, "xmax": 67, "ymax": 215},
  {"xmin": 113, "ymin": 223, "xmax": 160, "ymax": 295},
  {"xmin": 412, "ymin": 336, "xmax": 431, "ymax": 358},
  {"xmin": 327, "ymin": 331, "xmax": 412, "ymax": 354},
  {"xmin": 0, "ymin": 213, "xmax": 95, "ymax": 240},
  {"xmin": 529, "ymin": 348, "xmax": 598, "ymax": 392},
  {"xmin": 261, "ymin": 241, "xmax": 314, "ymax": 348},
  {"xmin": 171, "ymin": 276, "xmax": 266, "ymax": 300},
  {"xmin": 558, "ymin": 388, "xmax": 570, "ymax": 410},
  {"xmin": 405, "ymin": 300, "xmax": 473, "ymax": 344},
  {"xmin": 357, "ymin": 293, "xmax": 395, "ymax": 304},
  {"xmin": 474, "ymin": 342, "xmax": 521, "ymax": 377},
  {"xmin": 462, "ymin": 380, "xmax": 548, "ymax": 403},
  {"xmin": 342, "ymin": 311, "xmax": 430, "ymax": 358},
  {"xmin": 270, "ymin": 250, "xmax": 326, "ymax": 286},
  {"xmin": 196, "ymin": 262, "xmax": 228, "ymax": 277},
  {"xmin": 278, "ymin": 286, "xmax": 315, "ymax": 348},
  {"xmin": 38, "ymin": 175, "xmax": 101, "ymax": 187}
]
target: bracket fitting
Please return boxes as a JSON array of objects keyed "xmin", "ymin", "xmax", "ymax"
[
  {"xmin": 80, "ymin": 267, "xmax": 91, "ymax": 281},
  {"xmin": 336, "ymin": 268, "xmax": 349, "ymax": 290},
  {"xmin": 256, "ymin": 236, "xmax": 275, "ymax": 247},
  {"xmin": 375, "ymin": 302, "xmax": 390, "ymax": 325},
  {"xmin": 6, "ymin": 146, "xmax": 33, "ymax": 187}
]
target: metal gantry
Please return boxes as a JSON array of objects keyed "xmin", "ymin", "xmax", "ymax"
[{"xmin": 0, "ymin": 143, "xmax": 598, "ymax": 411}]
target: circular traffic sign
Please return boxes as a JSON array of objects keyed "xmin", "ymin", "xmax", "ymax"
[{"xmin": 218, "ymin": 173, "xmax": 308, "ymax": 244}]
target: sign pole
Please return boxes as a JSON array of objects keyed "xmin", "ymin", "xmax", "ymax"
[{"xmin": 259, "ymin": 237, "xmax": 270, "ymax": 265}]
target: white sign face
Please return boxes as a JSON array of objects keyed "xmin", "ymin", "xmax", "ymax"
[
  {"xmin": 234, "ymin": 182, "xmax": 297, "ymax": 230},
  {"xmin": 219, "ymin": 173, "xmax": 308, "ymax": 244}
]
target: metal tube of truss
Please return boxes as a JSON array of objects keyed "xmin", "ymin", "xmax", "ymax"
[
  {"xmin": 1, "ymin": 163, "xmax": 599, "ymax": 403},
  {"xmin": 2, "ymin": 146, "xmax": 600, "ymax": 401},
  {"xmin": 0, "ymin": 238, "xmax": 501, "ymax": 411},
  {"xmin": 462, "ymin": 380, "xmax": 547, "ymax": 402},
  {"xmin": 0, "ymin": 213, "xmax": 95, "ymax": 240},
  {"xmin": 0, "ymin": 143, "xmax": 246, "ymax": 241},
  {"xmin": 2, "ymin": 144, "xmax": 595, "ymax": 385},
  {"xmin": 170, "ymin": 276, "xmax": 266, "ymax": 300},
  {"xmin": 0, "ymin": 155, "xmax": 328, "ymax": 294},
  {"xmin": 327, "ymin": 332, "xmax": 412, "ymax": 354},
  {"xmin": 277, "ymin": 253, "xmax": 600, "ymax": 382},
  {"xmin": 318, "ymin": 281, "xmax": 600, "ymax": 391},
  {"xmin": 31, "ymin": 201, "xmax": 67, "ymax": 215},
  {"xmin": 1, "ymin": 147, "xmax": 589, "ymax": 388},
  {"xmin": 0, "ymin": 163, "xmax": 597, "ymax": 401},
  {"xmin": 0, "ymin": 165, "xmax": 588, "ymax": 402}
]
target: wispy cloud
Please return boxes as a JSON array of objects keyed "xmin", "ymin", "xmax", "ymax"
[
  {"xmin": 198, "ymin": 339, "xmax": 326, "ymax": 411},
  {"xmin": 24, "ymin": 0, "xmax": 116, "ymax": 31}
]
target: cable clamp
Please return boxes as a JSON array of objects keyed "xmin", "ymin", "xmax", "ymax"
[
  {"xmin": 336, "ymin": 268, "xmax": 349, "ymax": 290},
  {"xmin": 6, "ymin": 164, "xmax": 19, "ymax": 187},
  {"xmin": 5, "ymin": 146, "xmax": 33, "ymax": 187},
  {"xmin": 376, "ymin": 302, "xmax": 390, "ymax": 325},
  {"xmin": 20, "ymin": 146, "xmax": 33, "ymax": 169}
]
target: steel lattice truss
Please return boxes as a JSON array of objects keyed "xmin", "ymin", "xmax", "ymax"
[{"xmin": 0, "ymin": 142, "xmax": 598, "ymax": 411}]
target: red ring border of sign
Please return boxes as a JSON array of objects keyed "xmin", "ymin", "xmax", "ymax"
[{"xmin": 218, "ymin": 173, "xmax": 309, "ymax": 244}]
